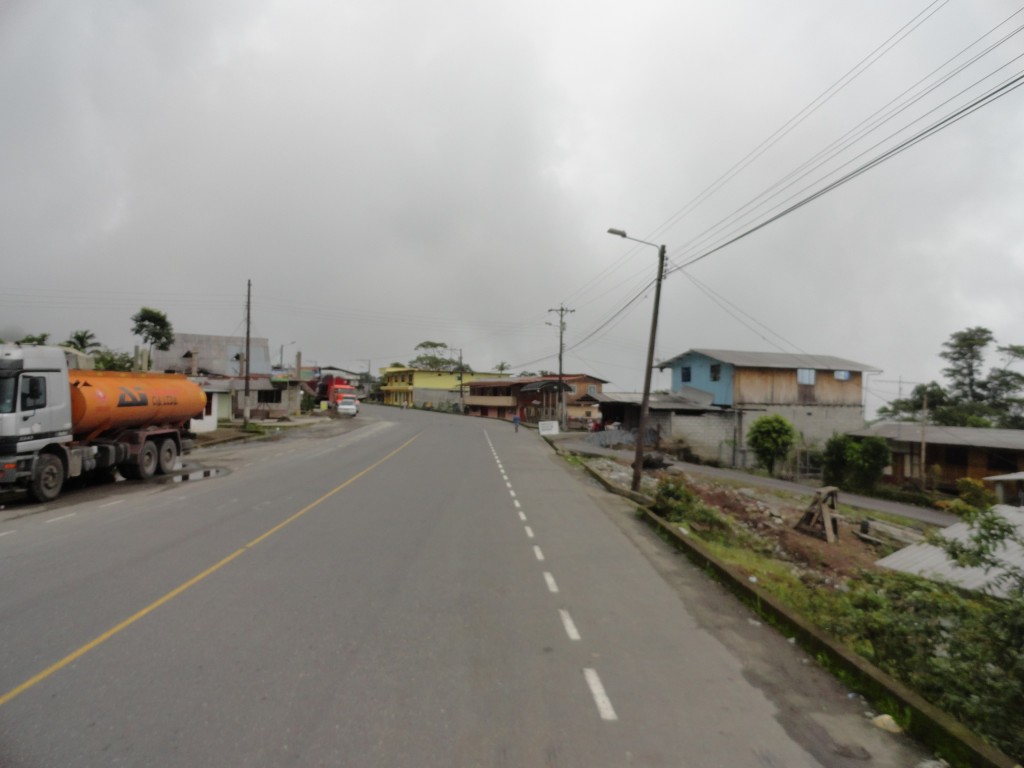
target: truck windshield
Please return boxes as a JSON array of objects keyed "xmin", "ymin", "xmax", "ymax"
[{"xmin": 0, "ymin": 377, "xmax": 15, "ymax": 414}]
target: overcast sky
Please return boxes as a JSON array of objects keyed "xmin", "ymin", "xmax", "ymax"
[{"xmin": 3, "ymin": 0, "xmax": 1024, "ymax": 414}]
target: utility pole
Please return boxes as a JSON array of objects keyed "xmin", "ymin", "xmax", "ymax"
[
  {"xmin": 920, "ymin": 392, "xmax": 928, "ymax": 489},
  {"xmin": 548, "ymin": 306, "xmax": 574, "ymax": 429},
  {"xmin": 243, "ymin": 279, "xmax": 252, "ymax": 427},
  {"xmin": 457, "ymin": 348, "xmax": 464, "ymax": 413},
  {"xmin": 606, "ymin": 228, "xmax": 668, "ymax": 492}
]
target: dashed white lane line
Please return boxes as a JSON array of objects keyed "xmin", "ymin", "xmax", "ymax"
[
  {"xmin": 584, "ymin": 668, "xmax": 618, "ymax": 721},
  {"xmin": 45, "ymin": 513, "xmax": 76, "ymax": 524},
  {"xmin": 486, "ymin": 429, "xmax": 618, "ymax": 726},
  {"xmin": 559, "ymin": 609, "xmax": 581, "ymax": 641},
  {"xmin": 0, "ymin": 531, "xmax": 14, "ymax": 538},
  {"xmin": 99, "ymin": 500, "xmax": 124, "ymax": 509}
]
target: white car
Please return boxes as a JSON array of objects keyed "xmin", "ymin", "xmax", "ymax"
[{"xmin": 337, "ymin": 396, "xmax": 359, "ymax": 416}]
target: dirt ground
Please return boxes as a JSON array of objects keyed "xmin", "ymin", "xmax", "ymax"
[{"xmin": 587, "ymin": 456, "xmax": 898, "ymax": 582}]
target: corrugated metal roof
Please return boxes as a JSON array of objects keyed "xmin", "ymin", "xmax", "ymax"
[
  {"xmin": 876, "ymin": 505, "xmax": 1024, "ymax": 597},
  {"xmin": 466, "ymin": 374, "xmax": 608, "ymax": 388},
  {"xmin": 850, "ymin": 422, "xmax": 1024, "ymax": 451},
  {"xmin": 593, "ymin": 390, "xmax": 716, "ymax": 410},
  {"xmin": 658, "ymin": 348, "xmax": 878, "ymax": 373}
]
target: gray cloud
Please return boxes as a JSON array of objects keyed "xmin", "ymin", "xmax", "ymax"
[{"xmin": 4, "ymin": 0, "xmax": 1024, "ymax": 407}]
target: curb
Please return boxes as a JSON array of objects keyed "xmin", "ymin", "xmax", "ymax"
[{"xmin": 569, "ymin": 457, "xmax": 1019, "ymax": 768}]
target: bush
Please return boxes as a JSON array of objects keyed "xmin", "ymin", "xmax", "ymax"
[
  {"xmin": 652, "ymin": 476, "xmax": 732, "ymax": 538},
  {"xmin": 825, "ymin": 570, "xmax": 1024, "ymax": 760},
  {"xmin": 956, "ymin": 477, "xmax": 996, "ymax": 509},
  {"xmin": 747, "ymin": 415, "xmax": 797, "ymax": 476},
  {"xmin": 822, "ymin": 434, "xmax": 891, "ymax": 492}
]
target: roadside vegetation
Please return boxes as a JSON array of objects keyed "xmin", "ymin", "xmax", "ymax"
[{"xmin": 646, "ymin": 471, "xmax": 1024, "ymax": 763}]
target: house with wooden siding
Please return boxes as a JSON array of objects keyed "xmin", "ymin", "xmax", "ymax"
[
  {"xmin": 849, "ymin": 422, "xmax": 1024, "ymax": 492},
  {"xmin": 658, "ymin": 349, "xmax": 878, "ymax": 456},
  {"xmin": 465, "ymin": 375, "xmax": 606, "ymax": 428}
]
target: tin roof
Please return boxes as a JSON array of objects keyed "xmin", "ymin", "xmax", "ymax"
[
  {"xmin": 658, "ymin": 348, "xmax": 878, "ymax": 373},
  {"xmin": 850, "ymin": 422, "xmax": 1024, "ymax": 451},
  {"xmin": 593, "ymin": 389, "xmax": 716, "ymax": 410},
  {"xmin": 876, "ymin": 505, "xmax": 1024, "ymax": 597}
]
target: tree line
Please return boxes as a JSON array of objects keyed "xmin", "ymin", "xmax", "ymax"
[
  {"xmin": 879, "ymin": 326, "xmax": 1024, "ymax": 428},
  {"xmin": 1, "ymin": 307, "xmax": 175, "ymax": 371}
]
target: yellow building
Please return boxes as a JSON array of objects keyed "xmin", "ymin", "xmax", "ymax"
[{"xmin": 380, "ymin": 367, "xmax": 510, "ymax": 410}]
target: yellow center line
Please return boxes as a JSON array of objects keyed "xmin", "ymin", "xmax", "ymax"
[{"xmin": 0, "ymin": 433, "xmax": 420, "ymax": 708}]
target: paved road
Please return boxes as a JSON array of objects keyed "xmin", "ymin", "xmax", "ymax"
[{"xmin": 0, "ymin": 406, "xmax": 930, "ymax": 766}]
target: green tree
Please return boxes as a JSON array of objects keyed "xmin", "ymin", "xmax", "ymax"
[
  {"xmin": 746, "ymin": 414, "xmax": 796, "ymax": 476},
  {"xmin": 63, "ymin": 329, "xmax": 101, "ymax": 353},
  {"xmin": 821, "ymin": 434, "xmax": 853, "ymax": 487},
  {"xmin": 822, "ymin": 434, "xmax": 891, "ymax": 491},
  {"xmin": 941, "ymin": 326, "xmax": 994, "ymax": 403},
  {"xmin": 878, "ymin": 328, "xmax": 1024, "ymax": 429},
  {"xmin": 408, "ymin": 341, "xmax": 471, "ymax": 373},
  {"xmin": 93, "ymin": 347, "xmax": 133, "ymax": 371},
  {"xmin": 494, "ymin": 361, "xmax": 511, "ymax": 373},
  {"xmin": 876, "ymin": 381, "xmax": 948, "ymax": 421},
  {"xmin": 849, "ymin": 436, "xmax": 891, "ymax": 491},
  {"xmin": 131, "ymin": 307, "xmax": 175, "ymax": 364},
  {"xmin": 18, "ymin": 333, "xmax": 50, "ymax": 345}
]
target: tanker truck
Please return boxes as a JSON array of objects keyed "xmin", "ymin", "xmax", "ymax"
[{"xmin": 0, "ymin": 344, "xmax": 207, "ymax": 503}]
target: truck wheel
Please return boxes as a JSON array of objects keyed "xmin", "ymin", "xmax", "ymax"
[
  {"xmin": 28, "ymin": 454, "xmax": 64, "ymax": 503},
  {"xmin": 136, "ymin": 440, "xmax": 158, "ymax": 480},
  {"xmin": 156, "ymin": 438, "xmax": 178, "ymax": 475}
]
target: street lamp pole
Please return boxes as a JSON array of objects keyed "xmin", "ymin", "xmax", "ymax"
[{"xmin": 607, "ymin": 228, "xmax": 667, "ymax": 492}]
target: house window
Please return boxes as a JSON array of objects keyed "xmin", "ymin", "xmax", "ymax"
[
  {"xmin": 587, "ymin": 384, "xmax": 597, "ymax": 395},
  {"xmin": 834, "ymin": 370, "xmax": 851, "ymax": 381},
  {"xmin": 797, "ymin": 369, "xmax": 816, "ymax": 386},
  {"xmin": 944, "ymin": 445, "xmax": 968, "ymax": 467},
  {"xmin": 680, "ymin": 366, "xmax": 691, "ymax": 383},
  {"xmin": 987, "ymin": 450, "xmax": 1017, "ymax": 472},
  {"xmin": 566, "ymin": 384, "xmax": 577, "ymax": 395},
  {"xmin": 710, "ymin": 365, "xmax": 721, "ymax": 382}
]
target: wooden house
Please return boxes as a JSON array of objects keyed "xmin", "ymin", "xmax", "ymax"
[
  {"xmin": 849, "ymin": 422, "xmax": 1024, "ymax": 492},
  {"xmin": 658, "ymin": 349, "xmax": 877, "ymax": 453}
]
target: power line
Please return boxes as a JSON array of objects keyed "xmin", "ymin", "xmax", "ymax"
[{"xmin": 675, "ymin": 65, "xmax": 1024, "ymax": 272}]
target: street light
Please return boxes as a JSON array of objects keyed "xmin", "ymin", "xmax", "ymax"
[{"xmin": 607, "ymin": 227, "xmax": 667, "ymax": 492}]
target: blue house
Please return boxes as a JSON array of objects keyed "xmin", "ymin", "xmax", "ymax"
[{"xmin": 658, "ymin": 349, "xmax": 878, "ymax": 462}]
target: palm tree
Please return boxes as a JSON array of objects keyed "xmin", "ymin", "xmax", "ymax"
[{"xmin": 63, "ymin": 330, "xmax": 101, "ymax": 353}]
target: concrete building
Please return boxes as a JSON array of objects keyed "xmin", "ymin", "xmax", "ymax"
[
  {"xmin": 465, "ymin": 374, "xmax": 607, "ymax": 428},
  {"xmin": 153, "ymin": 333, "xmax": 300, "ymax": 420},
  {"xmin": 379, "ymin": 367, "xmax": 510, "ymax": 410},
  {"xmin": 634, "ymin": 350, "xmax": 876, "ymax": 468}
]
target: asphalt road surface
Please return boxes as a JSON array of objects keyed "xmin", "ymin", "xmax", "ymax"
[{"xmin": 0, "ymin": 405, "xmax": 930, "ymax": 767}]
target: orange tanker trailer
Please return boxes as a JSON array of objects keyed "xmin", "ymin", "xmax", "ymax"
[
  {"xmin": 1, "ymin": 344, "xmax": 207, "ymax": 502},
  {"xmin": 69, "ymin": 370, "xmax": 208, "ymax": 441}
]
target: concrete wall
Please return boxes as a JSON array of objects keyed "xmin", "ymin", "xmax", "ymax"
[
  {"xmin": 666, "ymin": 411, "xmax": 738, "ymax": 464},
  {"xmin": 754, "ymin": 404, "xmax": 866, "ymax": 448}
]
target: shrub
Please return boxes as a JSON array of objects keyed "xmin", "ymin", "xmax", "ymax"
[{"xmin": 747, "ymin": 415, "xmax": 797, "ymax": 476}]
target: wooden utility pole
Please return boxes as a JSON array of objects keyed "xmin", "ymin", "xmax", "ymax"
[
  {"xmin": 548, "ymin": 306, "xmax": 574, "ymax": 428},
  {"xmin": 920, "ymin": 392, "xmax": 928, "ymax": 489},
  {"xmin": 243, "ymin": 279, "xmax": 252, "ymax": 427},
  {"xmin": 633, "ymin": 244, "xmax": 667, "ymax": 491}
]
